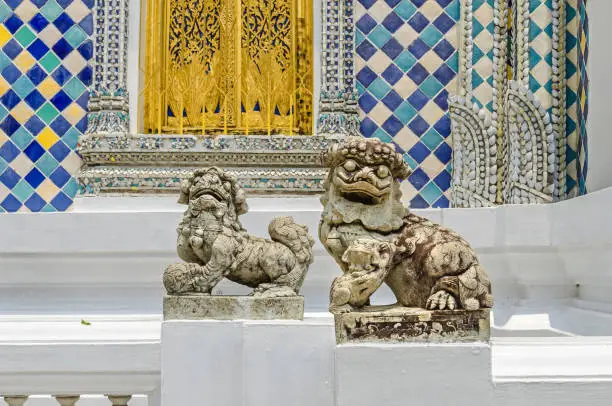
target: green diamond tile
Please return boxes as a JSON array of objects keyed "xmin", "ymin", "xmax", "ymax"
[
  {"xmin": 40, "ymin": 52, "xmax": 61, "ymax": 73},
  {"xmin": 36, "ymin": 152, "xmax": 60, "ymax": 176},
  {"xmin": 64, "ymin": 26, "xmax": 88, "ymax": 48},
  {"xmin": 421, "ymin": 128, "xmax": 443, "ymax": 150},
  {"xmin": 0, "ymin": 1, "xmax": 11, "ymax": 23},
  {"xmin": 37, "ymin": 102, "xmax": 60, "ymax": 124},
  {"xmin": 40, "ymin": 0, "xmax": 63, "ymax": 22},
  {"xmin": 419, "ymin": 76, "xmax": 444, "ymax": 98},
  {"xmin": 11, "ymin": 127, "xmax": 33, "ymax": 149},
  {"xmin": 369, "ymin": 26, "xmax": 393, "ymax": 49},
  {"xmin": 12, "ymin": 76, "xmax": 35, "ymax": 99},
  {"xmin": 421, "ymin": 26, "xmax": 443, "ymax": 48},
  {"xmin": 421, "ymin": 181, "xmax": 443, "ymax": 204},
  {"xmin": 64, "ymin": 77, "xmax": 87, "ymax": 100},
  {"xmin": 15, "ymin": 26, "xmax": 36, "ymax": 48},
  {"xmin": 12, "ymin": 180, "xmax": 35, "ymax": 202}
]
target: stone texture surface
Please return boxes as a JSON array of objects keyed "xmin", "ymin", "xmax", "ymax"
[
  {"xmin": 334, "ymin": 306, "xmax": 490, "ymax": 344},
  {"xmin": 163, "ymin": 295, "xmax": 305, "ymax": 320}
]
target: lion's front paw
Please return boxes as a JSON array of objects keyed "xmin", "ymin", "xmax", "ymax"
[
  {"xmin": 426, "ymin": 290, "xmax": 457, "ymax": 310},
  {"xmin": 329, "ymin": 304, "xmax": 354, "ymax": 314}
]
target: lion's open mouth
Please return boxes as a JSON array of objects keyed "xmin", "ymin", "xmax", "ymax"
[
  {"xmin": 337, "ymin": 180, "xmax": 390, "ymax": 205},
  {"xmin": 192, "ymin": 187, "xmax": 226, "ymax": 202}
]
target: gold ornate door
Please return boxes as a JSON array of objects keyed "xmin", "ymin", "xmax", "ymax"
[{"xmin": 142, "ymin": 0, "xmax": 312, "ymax": 136}]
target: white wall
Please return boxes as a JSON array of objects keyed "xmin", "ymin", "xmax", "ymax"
[{"xmin": 586, "ymin": 0, "xmax": 612, "ymax": 192}]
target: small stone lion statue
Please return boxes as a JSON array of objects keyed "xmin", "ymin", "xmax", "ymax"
[
  {"xmin": 320, "ymin": 137, "xmax": 493, "ymax": 312},
  {"xmin": 163, "ymin": 167, "xmax": 315, "ymax": 297}
]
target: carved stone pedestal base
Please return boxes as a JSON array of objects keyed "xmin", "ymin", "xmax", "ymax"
[
  {"xmin": 163, "ymin": 295, "xmax": 305, "ymax": 320},
  {"xmin": 334, "ymin": 306, "xmax": 490, "ymax": 344}
]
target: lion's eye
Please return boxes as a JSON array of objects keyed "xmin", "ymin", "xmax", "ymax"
[
  {"xmin": 344, "ymin": 160, "xmax": 357, "ymax": 172},
  {"xmin": 377, "ymin": 166, "xmax": 390, "ymax": 178}
]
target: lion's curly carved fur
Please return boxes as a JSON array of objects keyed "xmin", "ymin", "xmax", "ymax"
[
  {"xmin": 319, "ymin": 137, "xmax": 493, "ymax": 312},
  {"xmin": 164, "ymin": 167, "xmax": 315, "ymax": 297}
]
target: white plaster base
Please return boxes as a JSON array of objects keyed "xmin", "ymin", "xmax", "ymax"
[
  {"xmin": 161, "ymin": 319, "xmax": 336, "ymax": 406},
  {"xmin": 335, "ymin": 343, "xmax": 493, "ymax": 406}
]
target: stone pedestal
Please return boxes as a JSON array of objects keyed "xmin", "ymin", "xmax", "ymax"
[
  {"xmin": 334, "ymin": 306, "xmax": 490, "ymax": 344},
  {"xmin": 163, "ymin": 295, "xmax": 305, "ymax": 320},
  {"xmin": 335, "ymin": 342, "xmax": 493, "ymax": 406},
  {"xmin": 161, "ymin": 319, "xmax": 335, "ymax": 406}
]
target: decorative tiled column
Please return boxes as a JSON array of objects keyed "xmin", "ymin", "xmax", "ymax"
[
  {"xmin": 317, "ymin": 0, "xmax": 361, "ymax": 136},
  {"xmin": 84, "ymin": 0, "xmax": 128, "ymax": 135}
]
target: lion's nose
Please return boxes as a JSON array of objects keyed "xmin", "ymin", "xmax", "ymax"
[{"xmin": 354, "ymin": 167, "xmax": 374, "ymax": 181}]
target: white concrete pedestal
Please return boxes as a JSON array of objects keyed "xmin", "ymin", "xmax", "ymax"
[
  {"xmin": 161, "ymin": 319, "xmax": 336, "ymax": 406},
  {"xmin": 335, "ymin": 343, "xmax": 493, "ymax": 406}
]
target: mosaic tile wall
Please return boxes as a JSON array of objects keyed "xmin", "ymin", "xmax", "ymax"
[
  {"xmin": 471, "ymin": 0, "xmax": 495, "ymax": 111},
  {"xmin": 355, "ymin": 0, "xmax": 459, "ymax": 208},
  {"xmin": 0, "ymin": 0, "xmax": 91, "ymax": 212},
  {"xmin": 566, "ymin": 0, "xmax": 588, "ymax": 196}
]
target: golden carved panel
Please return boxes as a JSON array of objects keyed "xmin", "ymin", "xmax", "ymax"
[{"xmin": 142, "ymin": 0, "xmax": 312, "ymax": 135}]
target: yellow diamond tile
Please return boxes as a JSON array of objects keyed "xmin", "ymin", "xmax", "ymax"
[
  {"xmin": 36, "ymin": 179, "xmax": 60, "ymax": 200},
  {"xmin": 0, "ymin": 76, "xmax": 10, "ymax": 96},
  {"xmin": 14, "ymin": 52, "xmax": 36, "ymax": 72},
  {"xmin": 64, "ymin": 103, "xmax": 86, "ymax": 125},
  {"xmin": 11, "ymin": 102, "xmax": 34, "ymax": 123},
  {"xmin": 36, "ymin": 127, "xmax": 60, "ymax": 149},
  {"xmin": 38, "ymin": 77, "xmax": 61, "ymax": 99},
  {"xmin": 0, "ymin": 26, "xmax": 10, "ymax": 46}
]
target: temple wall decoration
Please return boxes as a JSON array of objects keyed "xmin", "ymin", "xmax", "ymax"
[
  {"xmin": 448, "ymin": 0, "xmax": 589, "ymax": 207},
  {"xmin": 354, "ymin": 0, "xmax": 459, "ymax": 208},
  {"xmin": 0, "ymin": 0, "xmax": 92, "ymax": 212}
]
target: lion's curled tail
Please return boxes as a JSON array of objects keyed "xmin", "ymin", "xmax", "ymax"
[{"xmin": 268, "ymin": 216, "xmax": 315, "ymax": 292}]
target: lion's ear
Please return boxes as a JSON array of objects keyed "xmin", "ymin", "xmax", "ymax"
[{"xmin": 178, "ymin": 179, "xmax": 190, "ymax": 204}]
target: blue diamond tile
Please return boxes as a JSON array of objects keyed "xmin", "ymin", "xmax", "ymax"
[
  {"xmin": 433, "ymin": 12, "xmax": 455, "ymax": 33},
  {"xmin": 25, "ymin": 115, "xmax": 45, "ymax": 136},
  {"xmin": 51, "ymin": 65, "xmax": 72, "ymax": 86},
  {"xmin": 433, "ymin": 170, "xmax": 451, "ymax": 190},
  {"xmin": 52, "ymin": 38, "xmax": 73, "ymax": 59},
  {"xmin": 433, "ymin": 64, "xmax": 455, "ymax": 85},
  {"xmin": 408, "ymin": 167, "xmax": 430, "ymax": 189},
  {"xmin": 25, "ymin": 192, "xmax": 46, "ymax": 211},
  {"xmin": 25, "ymin": 167, "xmax": 45, "ymax": 188},
  {"xmin": 49, "ymin": 140, "xmax": 70, "ymax": 161},
  {"xmin": 407, "ymin": 12, "xmax": 429, "ymax": 33},
  {"xmin": 50, "ymin": 115, "xmax": 71, "ymax": 136},
  {"xmin": 27, "ymin": 38, "xmax": 50, "ymax": 59},
  {"xmin": 382, "ymin": 115, "xmax": 403, "ymax": 136},
  {"xmin": 432, "ymin": 194, "xmax": 450, "ymax": 208},
  {"xmin": 24, "ymin": 140, "xmax": 45, "ymax": 162},
  {"xmin": 50, "ymin": 90, "xmax": 72, "ymax": 111},
  {"xmin": 0, "ymin": 166, "xmax": 20, "ymax": 188},
  {"xmin": 381, "ymin": 37, "xmax": 403, "ymax": 60},
  {"xmin": 410, "ymin": 194, "xmax": 429, "ymax": 209},
  {"xmin": 79, "ymin": 13, "xmax": 94, "ymax": 35},
  {"xmin": 26, "ymin": 64, "xmax": 47, "ymax": 86},
  {"xmin": 24, "ymin": 89, "xmax": 45, "ymax": 110},
  {"xmin": 53, "ymin": 12, "xmax": 75, "ymax": 33},
  {"xmin": 407, "ymin": 89, "xmax": 428, "ymax": 110},
  {"xmin": 2, "ymin": 64, "xmax": 21, "ymax": 84},
  {"xmin": 50, "ymin": 165, "xmax": 71, "ymax": 187},
  {"xmin": 1, "ymin": 89, "xmax": 21, "ymax": 110},
  {"xmin": 381, "ymin": 64, "xmax": 403, "ymax": 85},
  {"xmin": 77, "ymin": 65, "xmax": 92, "ymax": 85},
  {"xmin": 411, "ymin": 0, "xmax": 427, "ymax": 6},
  {"xmin": 29, "ymin": 13, "xmax": 50, "ymax": 32},
  {"xmin": 385, "ymin": 0, "xmax": 402, "ymax": 7},
  {"xmin": 433, "ymin": 38, "xmax": 454, "ymax": 60},
  {"xmin": 3, "ymin": 38, "xmax": 23, "ymax": 59},
  {"xmin": 359, "ymin": 92, "xmax": 378, "ymax": 113},
  {"xmin": 75, "ymin": 115, "xmax": 88, "ymax": 132},
  {"xmin": 4, "ymin": 0, "xmax": 22, "ymax": 10},
  {"xmin": 360, "ymin": 117, "xmax": 378, "ymax": 137},
  {"xmin": 77, "ymin": 40, "xmax": 93, "ymax": 60},
  {"xmin": 407, "ymin": 62, "xmax": 429, "ymax": 84},
  {"xmin": 433, "ymin": 141, "xmax": 452, "ymax": 163},
  {"xmin": 356, "ymin": 39, "xmax": 377, "ymax": 61},
  {"xmin": 408, "ymin": 38, "xmax": 429, "ymax": 59},
  {"xmin": 1, "ymin": 193, "xmax": 21, "ymax": 212},
  {"xmin": 1, "ymin": 114, "xmax": 20, "ymax": 136},
  {"xmin": 75, "ymin": 91, "xmax": 89, "ymax": 109},
  {"xmin": 433, "ymin": 115, "xmax": 451, "ymax": 137},
  {"xmin": 382, "ymin": 12, "xmax": 404, "ymax": 33},
  {"xmin": 408, "ymin": 116, "xmax": 429, "ymax": 137},
  {"xmin": 357, "ymin": 14, "xmax": 377, "ymax": 34},
  {"xmin": 0, "ymin": 140, "xmax": 20, "ymax": 162},
  {"xmin": 433, "ymin": 89, "xmax": 449, "ymax": 110},
  {"xmin": 4, "ymin": 14, "xmax": 23, "ymax": 33},
  {"xmin": 357, "ymin": 0, "xmax": 377, "ymax": 9},
  {"xmin": 50, "ymin": 191, "xmax": 72, "ymax": 211},
  {"xmin": 382, "ymin": 89, "xmax": 403, "ymax": 111}
]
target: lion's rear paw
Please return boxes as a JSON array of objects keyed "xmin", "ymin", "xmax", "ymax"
[
  {"xmin": 329, "ymin": 304, "xmax": 354, "ymax": 314},
  {"xmin": 426, "ymin": 290, "xmax": 457, "ymax": 310}
]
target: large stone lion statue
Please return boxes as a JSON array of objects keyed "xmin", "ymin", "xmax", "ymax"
[
  {"xmin": 320, "ymin": 137, "xmax": 493, "ymax": 312},
  {"xmin": 163, "ymin": 167, "xmax": 315, "ymax": 297}
]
